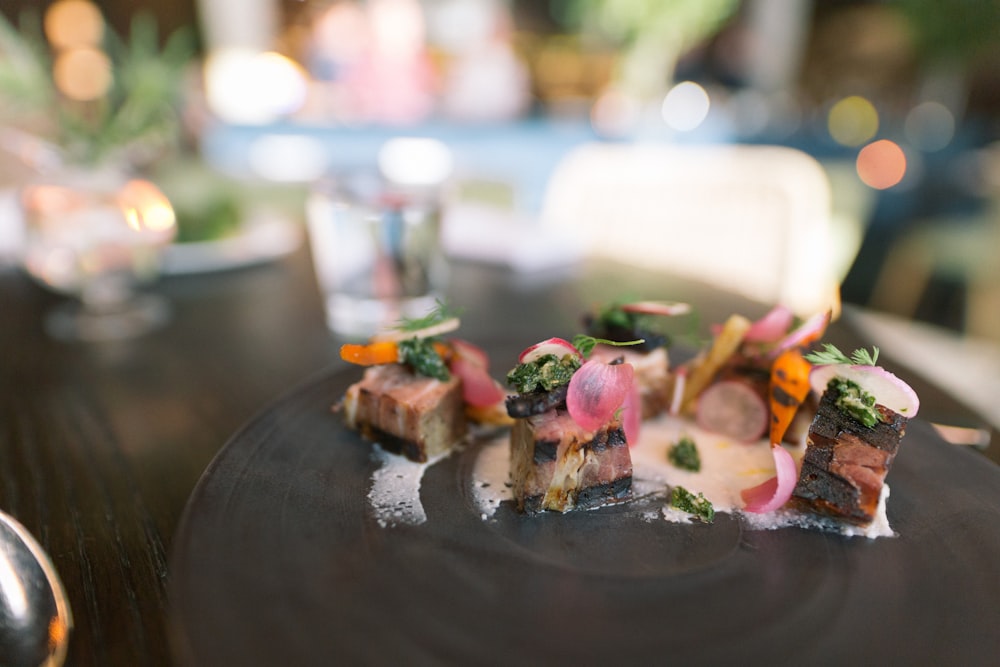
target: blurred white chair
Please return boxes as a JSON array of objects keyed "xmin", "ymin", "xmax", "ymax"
[{"xmin": 539, "ymin": 143, "xmax": 853, "ymax": 315}]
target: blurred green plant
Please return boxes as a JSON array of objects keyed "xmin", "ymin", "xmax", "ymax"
[
  {"xmin": 550, "ymin": 0, "xmax": 738, "ymax": 99},
  {"xmin": 895, "ymin": 0, "xmax": 1000, "ymax": 67},
  {"xmin": 0, "ymin": 11, "xmax": 194, "ymax": 167}
]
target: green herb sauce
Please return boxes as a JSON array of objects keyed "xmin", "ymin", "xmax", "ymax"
[
  {"xmin": 670, "ymin": 486, "xmax": 715, "ymax": 523},
  {"xmin": 398, "ymin": 338, "xmax": 450, "ymax": 381},
  {"xmin": 830, "ymin": 377, "xmax": 880, "ymax": 427},
  {"xmin": 668, "ymin": 436, "xmax": 701, "ymax": 472},
  {"xmin": 506, "ymin": 354, "xmax": 581, "ymax": 394}
]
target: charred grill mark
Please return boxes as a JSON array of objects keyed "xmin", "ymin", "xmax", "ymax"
[
  {"xmin": 533, "ymin": 438, "xmax": 559, "ymax": 464},
  {"xmin": 575, "ymin": 476, "xmax": 633, "ymax": 509},
  {"xmin": 505, "ymin": 384, "xmax": 569, "ymax": 418},
  {"xmin": 361, "ymin": 425, "xmax": 426, "ymax": 463},
  {"xmin": 771, "ymin": 385, "xmax": 798, "ymax": 407}
]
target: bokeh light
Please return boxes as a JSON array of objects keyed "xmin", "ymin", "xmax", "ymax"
[
  {"xmin": 904, "ymin": 101, "xmax": 956, "ymax": 152},
  {"xmin": 590, "ymin": 87, "xmax": 641, "ymax": 137},
  {"xmin": 44, "ymin": 0, "xmax": 103, "ymax": 50},
  {"xmin": 117, "ymin": 179, "xmax": 176, "ymax": 234},
  {"xmin": 378, "ymin": 137, "xmax": 453, "ymax": 187},
  {"xmin": 856, "ymin": 139, "xmax": 907, "ymax": 190},
  {"xmin": 661, "ymin": 81, "xmax": 711, "ymax": 132},
  {"xmin": 53, "ymin": 47, "xmax": 112, "ymax": 101},
  {"xmin": 828, "ymin": 96, "xmax": 879, "ymax": 147},
  {"xmin": 205, "ymin": 49, "xmax": 308, "ymax": 124}
]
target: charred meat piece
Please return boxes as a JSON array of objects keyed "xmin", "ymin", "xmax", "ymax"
[
  {"xmin": 790, "ymin": 388, "xmax": 908, "ymax": 524},
  {"xmin": 342, "ymin": 363, "xmax": 467, "ymax": 463},
  {"xmin": 510, "ymin": 409, "xmax": 632, "ymax": 514},
  {"xmin": 505, "ymin": 384, "xmax": 569, "ymax": 419}
]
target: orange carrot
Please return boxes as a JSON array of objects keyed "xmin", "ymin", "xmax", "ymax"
[
  {"xmin": 339, "ymin": 340, "xmax": 453, "ymax": 366},
  {"xmin": 768, "ymin": 347, "xmax": 812, "ymax": 445},
  {"xmin": 340, "ymin": 341, "xmax": 400, "ymax": 366}
]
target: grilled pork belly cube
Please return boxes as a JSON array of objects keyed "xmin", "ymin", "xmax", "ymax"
[
  {"xmin": 342, "ymin": 364, "xmax": 467, "ymax": 463},
  {"xmin": 790, "ymin": 389, "xmax": 909, "ymax": 525},
  {"xmin": 591, "ymin": 345, "xmax": 668, "ymax": 419},
  {"xmin": 510, "ymin": 409, "xmax": 632, "ymax": 514}
]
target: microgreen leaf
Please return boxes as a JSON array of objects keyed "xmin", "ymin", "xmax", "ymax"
[
  {"xmin": 804, "ymin": 343, "xmax": 879, "ymax": 367},
  {"xmin": 571, "ymin": 334, "xmax": 644, "ymax": 358}
]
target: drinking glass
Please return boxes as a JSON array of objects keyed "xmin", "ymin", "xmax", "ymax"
[
  {"xmin": 306, "ymin": 172, "xmax": 447, "ymax": 338},
  {"xmin": 20, "ymin": 168, "xmax": 178, "ymax": 341}
]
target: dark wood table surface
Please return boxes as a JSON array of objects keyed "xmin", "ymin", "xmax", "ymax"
[{"xmin": 0, "ymin": 244, "xmax": 994, "ymax": 666}]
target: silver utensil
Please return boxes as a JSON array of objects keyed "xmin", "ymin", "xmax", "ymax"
[{"xmin": 0, "ymin": 511, "xmax": 72, "ymax": 667}]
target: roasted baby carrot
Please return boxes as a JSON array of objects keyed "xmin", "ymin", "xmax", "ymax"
[
  {"xmin": 340, "ymin": 341, "xmax": 401, "ymax": 365},
  {"xmin": 768, "ymin": 347, "xmax": 813, "ymax": 445},
  {"xmin": 340, "ymin": 340, "xmax": 453, "ymax": 366}
]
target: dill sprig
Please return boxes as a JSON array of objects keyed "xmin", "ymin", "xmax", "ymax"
[
  {"xmin": 395, "ymin": 300, "xmax": 462, "ymax": 332},
  {"xmin": 805, "ymin": 343, "xmax": 879, "ymax": 367}
]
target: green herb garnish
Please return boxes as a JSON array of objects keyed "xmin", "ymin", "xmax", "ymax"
[
  {"xmin": 571, "ymin": 334, "xmax": 644, "ymax": 358},
  {"xmin": 805, "ymin": 343, "xmax": 879, "ymax": 367},
  {"xmin": 398, "ymin": 337, "xmax": 450, "ymax": 381},
  {"xmin": 829, "ymin": 377, "xmax": 880, "ymax": 428},
  {"xmin": 395, "ymin": 299, "xmax": 461, "ymax": 332},
  {"xmin": 670, "ymin": 486, "xmax": 715, "ymax": 523},
  {"xmin": 667, "ymin": 436, "xmax": 701, "ymax": 472},
  {"xmin": 506, "ymin": 354, "xmax": 581, "ymax": 394}
]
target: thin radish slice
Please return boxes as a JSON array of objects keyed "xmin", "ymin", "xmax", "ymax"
[
  {"xmin": 372, "ymin": 317, "xmax": 461, "ymax": 342},
  {"xmin": 620, "ymin": 300, "xmax": 691, "ymax": 316},
  {"xmin": 810, "ymin": 363, "xmax": 920, "ymax": 418},
  {"xmin": 740, "ymin": 446, "xmax": 798, "ymax": 513},
  {"xmin": 695, "ymin": 380, "xmax": 769, "ymax": 442},
  {"xmin": 519, "ymin": 337, "xmax": 582, "ymax": 365},
  {"xmin": 566, "ymin": 360, "xmax": 634, "ymax": 432},
  {"xmin": 744, "ymin": 305, "xmax": 794, "ymax": 343}
]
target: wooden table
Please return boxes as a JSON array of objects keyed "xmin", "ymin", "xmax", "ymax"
[{"xmin": 0, "ymin": 246, "xmax": 993, "ymax": 665}]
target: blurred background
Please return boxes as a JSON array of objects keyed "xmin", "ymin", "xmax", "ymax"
[{"xmin": 2, "ymin": 0, "xmax": 999, "ymax": 338}]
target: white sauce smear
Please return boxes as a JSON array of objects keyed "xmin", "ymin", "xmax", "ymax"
[{"xmin": 367, "ymin": 414, "xmax": 894, "ymax": 538}]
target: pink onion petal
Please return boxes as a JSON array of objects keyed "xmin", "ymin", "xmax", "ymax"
[
  {"xmin": 771, "ymin": 310, "xmax": 830, "ymax": 357},
  {"xmin": 566, "ymin": 360, "xmax": 634, "ymax": 432},
  {"xmin": 450, "ymin": 354, "xmax": 506, "ymax": 407},
  {"xmin": 621, "ymin": 382, "xmax": 642, "ymax": 446},
  {"xmin": 740, "ymin": 445, "xmax": 798, "ymax": 513},
  {"xmin": 519, "ymin": 337, "xmax": 582, "ymax": 364},
  {"xmin": 450, "ymin": 338, "xmax": 490, "ymax": 368},
  {"xmin": 620, "ymin": 300, "xmax": 691, "ymax": 317},
  {"xmin": 744, "ymin": 305, "xmax": 795, "ymax": 343}
]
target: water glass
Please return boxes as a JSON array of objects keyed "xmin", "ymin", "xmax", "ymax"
[{"xmin": 306, "ymin": 174, "xmax": 447, "ymax": 337}]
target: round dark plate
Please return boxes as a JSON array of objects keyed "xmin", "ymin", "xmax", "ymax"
[{"xmin": 169, "ymin": 364, "xmax": 1000, "ymax": 666}]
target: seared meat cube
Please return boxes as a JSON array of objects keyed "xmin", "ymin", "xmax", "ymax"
[
  {"xmin": 342, "ymin": 364, "xmax": 467, "ymax": 463},
  {"xmin": 510, "ymin": 409, "xmax": 632, "ymax": 514},
  {"xmin": 790, "ymin": 389, "xmax": 908, "ymax": 524}
]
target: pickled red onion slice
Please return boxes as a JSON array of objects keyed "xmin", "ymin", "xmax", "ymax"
[
  {"xmin": 566, "ymin": 360, "xmax": 634, "ymax": 432},
  {"xmin": 740, "ymin": 446, "xmax": 798, "ymax": 513},
  {"xmin": 449, "ymin": 339, "xmax": 505, "ymax": 407},
  {"xmin": 621, "ymin": 382, "xmax": 642, "ymax": 446},
  {"xmin": 744, "ymin": 305, "xmax": 794, "ymax": 343},
  {"xmin": 771, "ymin": 311, "xmax": 829, "ymax": 357}
]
